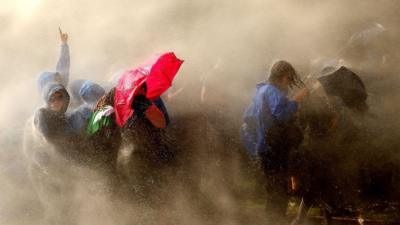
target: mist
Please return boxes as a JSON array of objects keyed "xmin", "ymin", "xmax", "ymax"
[{"xmin": 1, "ymin": 0, "xmax": 400, "ymax": 224}]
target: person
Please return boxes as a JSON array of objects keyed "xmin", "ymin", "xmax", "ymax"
[
  {"xmin": 23, "ymin": 81, "xmax": 77, "ymax": 225},
  {"xmin": 69, "ymin": 80, "xmax": 106, "ymax": 134},
  {"xmin": 290, "ymin": 81, "xmax": 344, "ymax": 225},
  {"xmin": 123, "ymin": 83, "xmax": 169, "ymax": 148},
  {"xmin": 291, "ymin": 66, "xmax": 370, "ymax": 225},
  {"xmin": 114, "ymin": 83, "xmax": 173, "ymax": 203},
  {"xmin": 240, "ymin": 60, "xmax": 308, "ymax": 224},
  {"xmin": 35, "ymin": 28, "xmax": 105, "ymax": 136}
]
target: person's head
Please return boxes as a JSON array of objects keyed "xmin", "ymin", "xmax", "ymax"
[
  {"xmin": 43, "ymin": 83, "xmax": 70, "ymax": 113},
  {"xmin": 268, "ymin": 60, "xmax": 304, "ymax": 90},
  {"xmin": 79, "ymin": 80, "xmax": 105, "ymax": 107}
]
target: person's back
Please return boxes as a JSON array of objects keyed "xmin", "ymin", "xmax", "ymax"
[{"xmin": 241, "ymin": 82, "xmax": 303, "ymax": 157}]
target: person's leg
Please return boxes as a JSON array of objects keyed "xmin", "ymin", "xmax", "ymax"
[
  {"xmin": 261, "ymin": 151, "xmax": 290, "ymax": 225},
  {"xmin": 264, "ymin": 172, "xmax": 289, "ymax": 224},
  {"xmin": 290, "ymin": 197, "xmax": 313, "ymax": 225}
]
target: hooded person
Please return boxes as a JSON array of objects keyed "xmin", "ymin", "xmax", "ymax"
[
  {"xmin": 240, "ymin": 60, "xmax": 309, "ymax": 224},
  {"xmin": 35, "ymin": 83, "xmax": 71, "ymax": 141},
  {"xmin": 31, "ymin": 82, "xmax": 88, "ymax": 162},
  {"xmin": 23, "ymin": 81, "xmax": 77, "ymax": 225},
  {"xmin": 23, "ymin": 82, "xmax": 71, "ymax": 174},
  {"xmin": 68, "ymin": 80, "xmax": 106, "ymax": 134}
]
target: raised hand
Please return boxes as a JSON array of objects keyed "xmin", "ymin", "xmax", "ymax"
[{"xmin": 59, "ymin": 27, "xmax": 68, "ymax": 44}]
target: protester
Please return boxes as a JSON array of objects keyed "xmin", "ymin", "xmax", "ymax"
[
  {"xmin": 24, "ymin": 29, "xmax": 109, "ymax": 224},
  {"xmin": 23, "ymin": 81, "xmax": 77, "ymax": 225},
  {"xmin": 69, "ymin": 80, "xmax": 105, "ymax": 134},
  {"xmin": 291, "ymin": 66, "xmax": 370, "ymax": 225},
  {"xmin": 240, "ymin": 60, "xmax": 308, "ymax": 224}
]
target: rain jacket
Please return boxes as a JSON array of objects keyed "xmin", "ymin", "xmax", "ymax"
[
  {"xmin": 37, "ymin": 43, "xmax": 70, "ymax": 92},
  {"xmin": 240, "ymin": 83, "xmax": 298, "ymax": 156},
  {"xmin": 35, "ymin": 83, "xmax": 71, "ymax": 140},
  {"xmin": 69, "ymin": 80, "xmax": 105, "ymax": 134}
]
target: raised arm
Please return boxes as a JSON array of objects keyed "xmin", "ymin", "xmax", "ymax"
[{"xmin": 56, "ymin": 28, "xmax": 70, "ymax": 87}]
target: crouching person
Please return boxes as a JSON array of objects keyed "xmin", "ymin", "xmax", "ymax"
[{"xmin": 240, "ymin": 61, "xmax": 308, "ymax": 225}]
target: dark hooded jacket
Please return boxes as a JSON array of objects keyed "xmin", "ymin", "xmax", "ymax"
[
  {"xmin": 33, "ymin": 82, "xmax": 86, "ymax": 162},
  {"xmin": 35, "ymin": 82, "xmax": 71, "ymax": 141}
]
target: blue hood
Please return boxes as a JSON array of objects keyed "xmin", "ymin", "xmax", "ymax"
[
  {"xmin": 79, "ymin": 80, "xmax": 105, "ymax": 107},
  {"xmin": 67, "ymin": 80, "xmax": 105, "ymax": 134},
  {"xmin": 37, "ymin": 71, "xmax": 66, "ymax": 92}
]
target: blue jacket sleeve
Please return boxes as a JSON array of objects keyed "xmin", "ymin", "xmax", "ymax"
[
  {"xmin": 267, "ymin": 88, "xmax": 297, "ymax": 123},
  {"xmin": 242, "ymin": 87, "xmax": 273, "ymax": 155},
  {"xmin": 255, "ymin": 92, "xmax": 271, "ymax": 154},
  {"xmin": 56, "ymin": 43, "xmax": 70, "ymax": 87}
]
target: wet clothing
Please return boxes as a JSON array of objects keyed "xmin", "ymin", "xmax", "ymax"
[
  {"xmin": 79, "ymin": 80, "xmax": 106, "ymax": 106},
  {"xmin": 240, "ymin": 82, "xmax": 301, "ymax": 224},
  {"xmin": 120, "ymin": 94, "xmax": 174, "ymax": 202},
  {"xmin": 68, "ymin": 80, "xmax": 106, "ymax": 134},
  {"xmin": 28, "ymin": 43, "xmax": 72, "ymax": 192},
  {"xmin": 36, "ymin": 83, "xmax": 70, "ymax": 141},
  {"xmin": 240, "ymin": 82, "xmax": 298, "ymax": 156},
  {"xmin": 37, "ymin": 43, "xmax": 70, "ymax": 91},
  {"xmin": 33, "ymin": 83, "xmax": 88, "ymax": 161},
  {"xmin": 292, "ymin": 94, "xmax": 363, "ymax": 225}
]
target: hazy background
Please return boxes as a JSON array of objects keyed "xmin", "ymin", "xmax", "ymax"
[{"xmin": 1, "ymin": 0, "xmax": 400, "ymax": 224}]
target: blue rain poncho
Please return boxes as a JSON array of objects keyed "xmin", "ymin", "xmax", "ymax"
[{"xmin": 240, "ymin": 83, "xmax": 298, "ymax": 156}]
